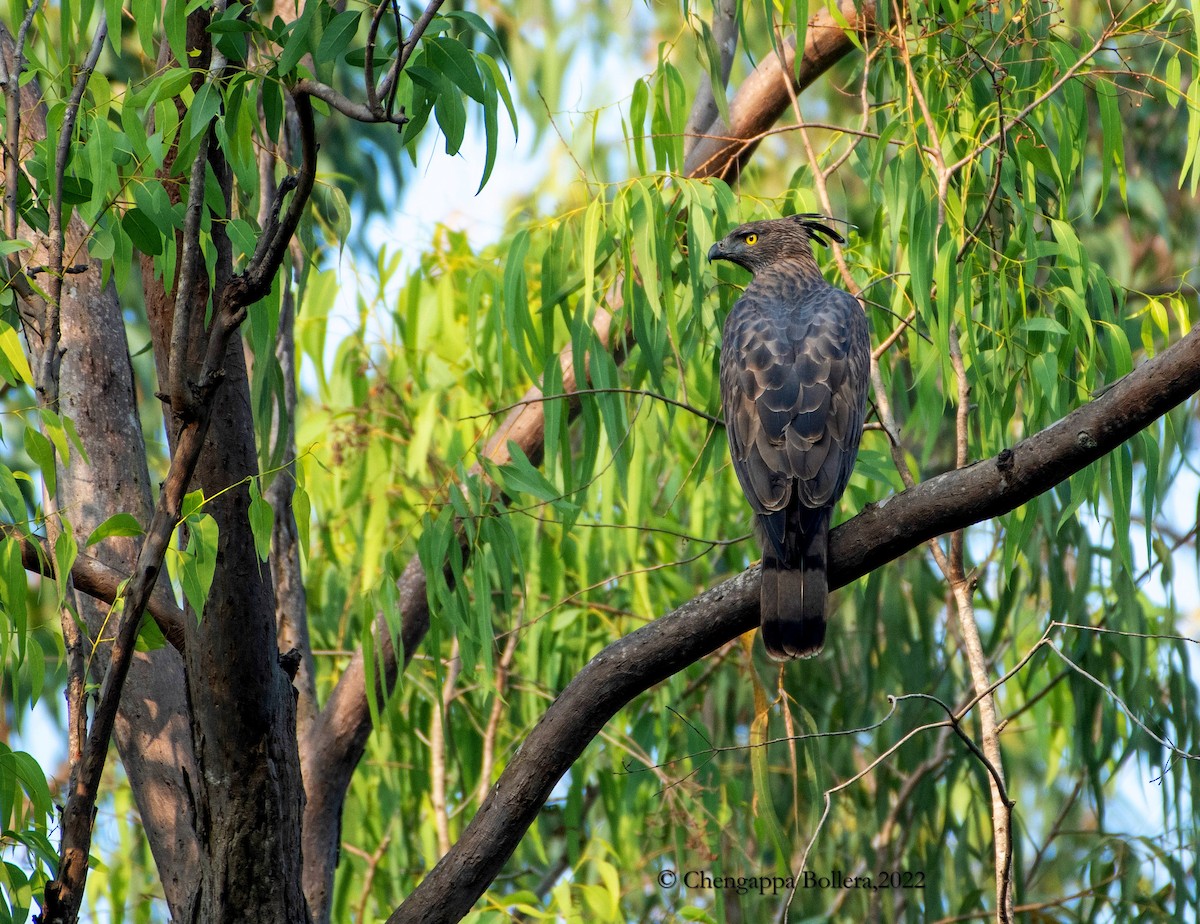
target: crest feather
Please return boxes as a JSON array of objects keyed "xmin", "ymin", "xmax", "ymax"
[{"xmin": 787, "ymin": 213, "xmax": 849, "ymax": 248}]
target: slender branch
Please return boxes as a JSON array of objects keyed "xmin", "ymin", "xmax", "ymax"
[
  {"xmin": 929, "ymin": 874, "xmax": 1123, "ymax": 924},
  {"xmin": 6, "ymin": 527, "xmax": 186, "ymax": 651},
  {"xmin": 893, "ymin": 0, "xmax": 950, "ymax": 226},
  {"xmin": 683, "ymin": 0, "xmax": 738, "ymax": 160},
  {"xmin": 958, "ymin": 59, "xmax": 1006, "ymax": 261},
  {"xmin": 344, "ymin": 835, "xmax": 392, "ymax": 924},
  {"xmin": 363, "ymin": 0, "xmax": 391, "ymax": 112},
  {"xmin": 1023, "ymin": 777, "xmax": 1083, "ymax": 888},
  {"xmin": 42, "ymin": 406, "xmax": 222, "ymax": 920},
  {"xmin": 872, "ymin": 308, "xmax": 917, "ymax": 360},
  {"xmin": 167, "ymin": 0, "xmax": 225, "ymax": 419},
  {"xmin": 461, "ymin": 386, "xmax": 722, "ymax": 427},
  {"xmin": 1045, "ymin": 642, "xmax": 1200, "ymax": 761},
  {"xmin": 203, "ymin": 88, "xmax": 315, "ymax": 370},
  {"xmin": 49, "ymin": 16, "xmax": 106, "ymax": 289},
  {"xmin": 429, "ymin": 640, "xmax": 462, "ymax": 857},
  {"xmin": 387, "ymin": 323, "xmax": 1200, "ymax": 923},
  {"xmin": 941, "ymin": 328, "xmax": 1014, "ymax": 922},
  {"xmin": 380, "ymin": 0, "xmax": 443, "ymax": 112},
  {"xmin": 167, "ymin": 127, "xmax": 213, "ymax": 416},
  {"xmin": 477, "ymin": 631, "xmax": 519, "ymax": 808},
  {"xmin": 396, "ymin": 0, "xmax": 442, "ymax": 73},
  {"xmin": 295, "ymin": 77, "xmax": 407, "ymax": 125}
]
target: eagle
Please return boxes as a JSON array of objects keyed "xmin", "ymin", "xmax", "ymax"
[{"xmin": 709, "ymin": 214, "xmax": 870, "ymax": 660}]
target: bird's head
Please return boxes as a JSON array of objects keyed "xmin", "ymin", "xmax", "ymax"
[{"xmin": 707, "ymin": 213, "xmax": 846, "ymax": 274}]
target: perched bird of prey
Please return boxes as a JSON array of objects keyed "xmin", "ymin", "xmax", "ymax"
[{"xmin": 709, "ymin": 214, "xmax": 870, "ymax": 660}]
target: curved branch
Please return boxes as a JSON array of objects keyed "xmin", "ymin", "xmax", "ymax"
[
  {"xmin": 683, "ymin": 0, "xmax": 878, "ymax": 182},
  {"xmin": 217, "ymin": 91, "xmax": 316, "ymax": 323},
  {"xmin": 7, "ymin": 530, "xmax": 186, "ymax": 652},
  {"xmin": 388, "ymin": 323, "xmax": 1200, "ymax": 923},
  {"xmin": 294, "ymin": 77, "xmax": 408, "ymax": 126}
]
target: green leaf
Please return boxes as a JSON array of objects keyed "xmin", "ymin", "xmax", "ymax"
[
  {"xmin": 181, "ymin": 489, "xmax": 206, "ymax": 520},
  {"xmin": 324, "ymin": 184, "xmax": 351, "ymax": 252},
  {"xmin": 248, "ymin": 479, "xmax": 274, "ymax": 562},
  {"xmin": 186, "ymin": 81, "xmax": 221, "ymax": 142},
  {"xmin": 0, "ymin": 464, "xmax": 27, "ymax": 522},
  {"xmin": 179, "ymin": 512, "xmax": 218, "ymax": 619},
  {"xmin": 315, "ymin": 9, "xmax": 360, "ymax": 62},
  {"xmin": 427, "ymin": 37, "xmax": 485, "ymax": 103},
  {"xmin": 53, "ymin": 527, "xmax": 77, "ymax": 602},
  {"xmin": 136, "ymin": 615, "xmax": 167, "ymax": 652},
  {"xmin": 262, "ymin": 77, "xmax": 284, "ymax": 142},
  {"xmin": 477, "ymin": 60, "xmax": 499, "ymax": 193},
  {"xmin": 434, "ymin": 80, "xmax": 467, "ymax": 154},
  {"xmin": 122, "ymin": 207, "xmax": 163, "ymax": 256},
  {"xmin": 164, "ymin": 0, "xmax": 189, "ymax": 64},
  {"xmin": 491, "ymin": 442, "xmax": 579, "ymax": 517},
  {"xmin": 1095, "ymin": 83, "xmax": 1126, "ymax": 208},
  {"xmin": 59, "ymin": 175, "xmax": 93, "ymax": 205},
  {"xmin": 279, "ymin": 1, "xmax": 316, "ymax": 75},
  {"xmin": 478, "ymin": 54, "xmax": 517, "ymax": 139},
  {"xmin": 1165, "ymin": 53, "xmax": 1182, "ymax": 108},
  {"xmin": 85, "ymin": 513, "xmax": 144, "ymax": 547},
  {"xmin": 749, "ymin": 704, "xmax": 789, "ymax": 870},
  {"xmin": 630, "ymin": 78, "xmax": 649, "ymax": 174},
  {"xmin": 441, "ymin": 9, "xmax": 505, "ymax": 53},
  {"xmin": 292, "ymin": 483, "xmax": 310, "ymax": 559},
  {"xmin": 23, "ymin": 427, "xmax": 55, "ymax": 498},
  {"xmin": 5, "ymin": 750, "xmax": 51, "ymax": 818},
  {"xmin": 0, "ymin": 322, "xmax": 32, "ymax": 385}
]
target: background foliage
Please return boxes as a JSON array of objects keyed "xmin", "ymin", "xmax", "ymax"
[{"xmin": 1, "ymin": 0, "xmax": 1198, "ymax": 920}]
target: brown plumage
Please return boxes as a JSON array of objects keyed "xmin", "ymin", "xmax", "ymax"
[{"xmin": 709, "ymin": 214, "xmax": 870, "ymax": 660}]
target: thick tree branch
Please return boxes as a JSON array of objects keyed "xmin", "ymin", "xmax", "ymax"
[
  {"xmin": 683, "ymin": 0, "xmax": 877, "ymax": 181},
  {"xmin": 388, "ymin": 323, "xmax": 1200, "ymax": 923}
]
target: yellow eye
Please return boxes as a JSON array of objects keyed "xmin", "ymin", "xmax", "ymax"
[{"xmin": 745, "ymin": 233, "xmax": 758, "ymax": 245}]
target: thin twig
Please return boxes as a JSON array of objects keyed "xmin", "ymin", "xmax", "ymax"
[
  {"xmin": 477, "ymin": 631, "xmax": 519, "ymax": 808},
  {"xmin": 168, "ymin": 127, "xmax": 213, "ymax": 416},
  {"xmin": 343, "ymin": 835, "xmax": 392, "ymax": 924},
  {"xmin": 460, "ymin": 386, "xmax": 722, "ymax": 427},
  {"xmin": 44, "ymin": 14, "xmax": 107, "ymax": 403},
  {"xmin": 430, "ymin": 639, "xmax": 462, "ymax": 856},
  {"xmin": 1045, "ymin": 642, "xmax": 1200, "ymax": 763},
  {"xmin": 947, "ymin": 19, "xmax": 1120, "ymax": 175},
  {"xmin": 382, "ymin": 0, "xmax": 443, "ymax": 114}
]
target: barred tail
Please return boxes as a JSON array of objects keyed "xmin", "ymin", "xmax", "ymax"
[{"xmin": 759, "ymin": 517, "xmax": 828, "ymax": 660}]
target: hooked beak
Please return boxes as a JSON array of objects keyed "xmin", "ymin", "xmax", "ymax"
[{"xmin": 707, "ymin": 242, "xmax": 722, "ymax": 262}]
